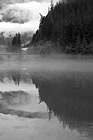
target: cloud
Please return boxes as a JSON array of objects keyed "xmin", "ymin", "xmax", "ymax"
[
  {"xmin": 0, "ymin": 90, "xmax": 48, "ymax": 119},
  {"xmin": 2, "ymin": 6, "xmax": 32, "ymax": 23},
  {"xmin": 11, "ymin": 1, "xmax": 49, "ymax": 19},
  {"xmin": 0, "ymin": 21, "xmax": 38, "ymax": 34},
  {"xmin": 0, "ymin": 0, "xmax": 50, "ymax": 6},
  {"xmin": 0, "ymin": 1, "xmax": 49, "ymax": 34},
  {"xmin": 0, "ymin": 108, "xmax": 48, "ymax": 119},
  {"xmin": 0, "ymin": 1, "xmax": 62, "ymax": 35},
  {"xmin": 0, "ymin": 90, "xmax": 30, "ymax": 106}
]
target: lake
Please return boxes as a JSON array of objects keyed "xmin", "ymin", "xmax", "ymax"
[{"xmin": 0, "ymin": 54, "xmax": 93, "ymax": 140}]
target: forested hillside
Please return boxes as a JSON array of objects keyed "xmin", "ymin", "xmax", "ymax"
[{"xmin": 32, "ymin": 0, "xmax": 93, "ymax": 54}]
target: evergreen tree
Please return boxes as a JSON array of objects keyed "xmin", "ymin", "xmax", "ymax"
[
  {"xmin": 18, "ymin": 33, "xmax": 21, "ymax": 46},
  {"xmin": 11, "ymin": 33, "xmax": 21, "ymax": 52},
  {"xmin": 82, "ymin": 36, "xmax": 88, "ymax": 54},
  {"xmin": 87, "ymin": 41, "xmax": 93, "ymax": 54},
  {"xmin": 32, "ymin": 0, "xmax": 93, "ymax": 54},
  {"xmin": 75, "ymin": 34, "xmax": 81, "ymax": 54}
]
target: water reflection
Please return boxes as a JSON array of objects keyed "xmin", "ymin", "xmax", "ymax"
[
  {"xmin": 10, "ymin": 71, "xmax": 21, "ymax": 86},
  {"xmin": 32, "ymin": 72, "xmax": 93, "ymax": 123},
  {"xmin": 0, "ymin": 69, "xmax": 93, "ymax": 139},
  {"xmin": 31, "ymin": 71, "xmax": 93, "ymax": 139},
  {"xmin": 0, "ymin": 70, "xmax": 48, "ymax": 119}
]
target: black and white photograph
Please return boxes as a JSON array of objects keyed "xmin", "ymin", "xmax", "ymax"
[{"xmin": 0, "ymin": 0, "xmax": 93, "ymax": 140}]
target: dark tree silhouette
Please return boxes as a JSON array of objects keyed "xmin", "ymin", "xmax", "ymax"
[
  {"xmin": 11, "ymin": 71, "xmax": 21, "ymax": 86},
  {"xmin": 31, "ymin": 72, "xmax": 93, "ymax": 123},
  {"xmin": 10, "ymin": 33, "xmax": 21, "ymax": 52},
  {"xmin": 32, "ymin": 0, "xmax": 93, "ymax": 54}
]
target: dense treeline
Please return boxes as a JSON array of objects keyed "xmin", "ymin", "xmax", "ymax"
[
  {"xmin": 12, "ymin": 33, "xmax": 21, "ymax": 47},
  {"xmin": 7, "ymin": 33, "xmax": 21, "ymax": 52},
  {"xmin": 32, "ymin": 0, "xmax": 93, "ymax": 54}
]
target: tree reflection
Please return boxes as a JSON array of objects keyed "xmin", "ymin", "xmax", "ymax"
[
  {"xmin": 32, "ymin": 72, "xmax": 93, "ymax": 124},
  {"xmin": 0, "ymin": 70, "xmax": 21, "ymax": 84},
  {"xmin": 10, "ymin": 70, "xmax": 21, "ymax": 86}
]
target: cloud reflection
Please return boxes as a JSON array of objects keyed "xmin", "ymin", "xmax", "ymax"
[{"xmin": 0, "ymin": 90, "xmax": 48, "ymax": 119}]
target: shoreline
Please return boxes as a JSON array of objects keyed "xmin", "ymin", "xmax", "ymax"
[{"xmin": 26, "ymin": 42, "xmax": 93, "ymax": 60}]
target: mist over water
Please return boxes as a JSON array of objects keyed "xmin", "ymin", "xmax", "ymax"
[
  {"xmin": 0, "ymin": 57, "xmax": 93, "ymax": 140},
  {"xmin": 0, "ymin": 0, "xmax": 93, "ymax": 139},
  {"xmin": 0, "ymin": 55, "xmax": 92, "ymax": 140}
]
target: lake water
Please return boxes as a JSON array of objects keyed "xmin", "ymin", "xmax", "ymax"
[{"xmin": 0, "ymin": 55, "xmax": 93, "ymax": 140}]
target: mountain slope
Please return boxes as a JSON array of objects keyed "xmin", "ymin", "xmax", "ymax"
[{"xmin": 31, "ymin": 0, "xmax": 93, "ymax": 54}]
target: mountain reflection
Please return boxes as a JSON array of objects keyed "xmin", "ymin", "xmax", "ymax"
[
  {"xmin": 31, "ymin": 72, "xmax": 93, "ymax": 139},
  {"xmin": 1, "ymin": 69, "xmax": 93, "ymax": 139},
  {"xmin": 32, "ymin": 72, "xmax": 93, "ymax": 123}
]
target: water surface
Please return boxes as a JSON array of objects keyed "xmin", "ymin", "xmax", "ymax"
[{"xmin": 0, "ymin": 55, "xmax": 93, "ymax": 140}]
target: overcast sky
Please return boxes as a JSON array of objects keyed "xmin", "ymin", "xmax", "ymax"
[{"xmin": 0, "ymin": 0, "xmax": 60, "ymax": 36}]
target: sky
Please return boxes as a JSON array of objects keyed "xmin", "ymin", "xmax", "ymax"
[{"xmin": 0, "ymin": 0, "xmax": 60, "ymax": 36}]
